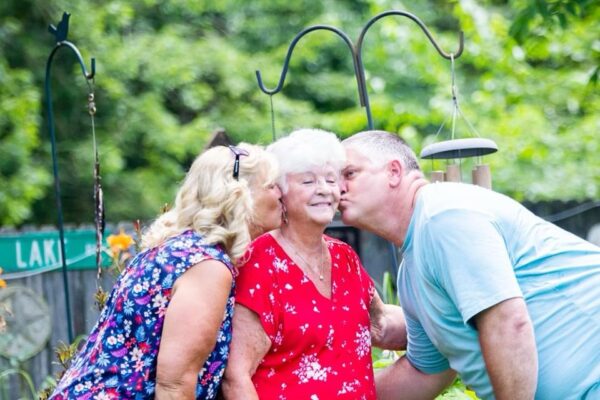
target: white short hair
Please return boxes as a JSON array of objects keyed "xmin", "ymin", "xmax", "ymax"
[{"xmin": 267, "ymin": 128, "xmax": 346, "ymax": 193}]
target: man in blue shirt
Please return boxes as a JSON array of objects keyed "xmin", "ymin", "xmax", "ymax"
[{"xmin": 339, "ymin": 130, "xmax": 600, "ymax": 400}]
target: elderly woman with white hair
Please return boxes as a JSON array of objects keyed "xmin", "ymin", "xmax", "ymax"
[{"xmin": 222, "ymin": 129, "xmax": 407, "ymax": 399}]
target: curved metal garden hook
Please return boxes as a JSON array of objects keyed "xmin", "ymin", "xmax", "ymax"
[
  {"xmin": 356, "ymin": 10, "xmax": 464, "ymax": 129},
  {"xmin": 256, "ymin": 10, "xmax": 464, "ymax": 277},
  {"xmin": 256, "ymin": 25, "xmax": 363, "ymax": 100},
  {"xmin": 45, "ymin": 12, "xmax": 96, "ymax": 343}
]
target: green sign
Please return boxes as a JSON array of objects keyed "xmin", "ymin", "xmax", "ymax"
[{"xmin": 0, "ymin": 230, "xmax": 111, "ymax": 278}]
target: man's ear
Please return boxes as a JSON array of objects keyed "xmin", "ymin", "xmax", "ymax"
[{"xmin": 387, "ymin": 159, "xmax": 405, "ymax": 187}]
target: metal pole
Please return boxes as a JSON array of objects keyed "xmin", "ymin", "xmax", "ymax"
[{"xmin": 44, "ymin": 12, "xmax": 96, "ymax": 342}]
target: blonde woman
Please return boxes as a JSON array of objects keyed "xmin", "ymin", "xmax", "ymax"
[{"xmin": 50, "ymin": 144, "xmax": 282, "ymax": 400}]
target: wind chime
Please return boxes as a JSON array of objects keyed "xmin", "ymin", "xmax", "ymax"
[{"xmin": 420, "ymin": 54, "xmax": 498, "ymax": 189}]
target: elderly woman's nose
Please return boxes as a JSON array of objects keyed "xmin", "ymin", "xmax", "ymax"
[
  {"xmin": 314, "ymin": 179, "xmax": 333, "ymax": 195},
  {"xmin": 316, "ymin": 177, "xmax": 329, "ymax": 187}
]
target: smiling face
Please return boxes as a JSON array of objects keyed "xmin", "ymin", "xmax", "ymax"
[{"xmin": 282, "ymin": 165, "xmax": 341, "ymax": 227}]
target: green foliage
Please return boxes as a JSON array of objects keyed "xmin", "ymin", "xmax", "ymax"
[
  {"xmin": 0, "ymin": 367, "xmax": 37, "ymax": 400},
  {"xmin": 0, "ymin": 60, "xmax": 50, "ymax": 225},
  {"xmin": 0, "ymin": 0, "xmax": 598, "ymax": 226}
]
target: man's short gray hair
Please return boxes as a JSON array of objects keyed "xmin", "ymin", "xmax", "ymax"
[
  {"xmin": 342, "ymin": 130, "xmax": 420, "ymax": 172},
  {"xmin": 267, "ymin": 128, "xmax": 346, "ymax": 193}
]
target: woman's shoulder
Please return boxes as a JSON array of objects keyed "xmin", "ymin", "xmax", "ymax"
[
  {"xmin": 157, "ymin": 230, "xmax": 233, "ymax": 268},
  {"xmin": 251, "ymin": 231, "xmax": 278, "ymax": 246},
  {"xmin": 239, "ymin": 232, "xmax": 278, "ymax": 266}
]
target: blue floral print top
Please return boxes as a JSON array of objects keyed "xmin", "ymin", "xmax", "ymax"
[{"xmin": 50, "ymin": 230, "xmax": 236, "ymax": 400}]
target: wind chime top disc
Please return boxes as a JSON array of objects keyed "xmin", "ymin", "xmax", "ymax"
[{"xmin": 420, "ymin": 137, "xmax": 498, "ymax": 160}]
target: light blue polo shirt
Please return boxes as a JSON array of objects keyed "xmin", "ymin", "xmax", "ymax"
[{"xmin": 398, "ymin": 183, "xmax": 600, "ymax": 399}]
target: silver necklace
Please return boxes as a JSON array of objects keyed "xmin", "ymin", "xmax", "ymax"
[{"xmin": 279, "ymin": 233, "xmax": 325, "ymax": 281}]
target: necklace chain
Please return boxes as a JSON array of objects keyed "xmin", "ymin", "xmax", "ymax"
[{"xmin": 279, "ymin": 233, "xmax": 325, "ymax": 281}]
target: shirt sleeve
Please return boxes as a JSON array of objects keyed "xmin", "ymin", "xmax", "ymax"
[
  {"xmin": 422, "ymin": 208, "xmax": 523, "ymax": 324},
  {"xmin": 235, "ymin": 243, "xmax": 281, "ymax": 340},
  {"xmin": 405, "ymin": 312, "xmax": 450, "ymax": 373}
]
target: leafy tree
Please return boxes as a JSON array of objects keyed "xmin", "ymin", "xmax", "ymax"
[{"xmin": 0, "ymin": 0, "xmax": 598, "ymax": 227}]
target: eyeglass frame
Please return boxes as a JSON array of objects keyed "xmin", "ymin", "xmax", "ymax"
[{"xmin": 228, "ymin": 145, "xmax": 249, "ymax": 180}]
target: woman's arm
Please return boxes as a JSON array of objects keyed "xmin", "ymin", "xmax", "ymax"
[
  {"xmin": 369, "ymin": 291, "xmax": 407, "ymax": 350},
  {"xmin": 155, "ymin": 260, "xmax": 233, "ymax": 400},
  {"xmin": 222, "ymin": 304, "xmax": 271, "ymax": 400}
]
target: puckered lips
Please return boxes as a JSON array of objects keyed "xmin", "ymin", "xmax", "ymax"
[{"xmin": 338, "ymin": 198, "xmax": 349, "ymax": 210}]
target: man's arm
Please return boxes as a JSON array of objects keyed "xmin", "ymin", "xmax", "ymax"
[
  {"xmin": 376, "ymin": 356, "xmax": 456, "ymax": 400},
  {"xmin": 222, "ymin": 304, "xmax": 271, "ymax": 400},
  {"xmin": 474, "ymin": 297, "xmax": 537, "ymax": 400},
  {"xmin": 369, "ymin": 291, "xmax": 407, "ymax": 350}
]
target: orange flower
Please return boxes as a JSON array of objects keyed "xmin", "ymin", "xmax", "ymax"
[
  {"xmin": 107, "ymin": 229, "xmax": 134, "ymax": 254},
  {"xmin": 0, "ymin": 267, "xmax": 6, "ymax": 289}
]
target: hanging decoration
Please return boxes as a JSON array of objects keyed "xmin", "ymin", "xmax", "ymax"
[{"xmin": 420, "ymin": 54, "xmax": 498, "ymax": 189}]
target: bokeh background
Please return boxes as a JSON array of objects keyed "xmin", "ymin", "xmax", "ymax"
[{"xmin": 1, "ymin": 0, "xmax": 598, "ymax": 227}]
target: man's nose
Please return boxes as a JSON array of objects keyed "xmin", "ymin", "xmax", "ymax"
[{"xmin": 339, "ymin": 179, "xmax": 347, "ymax": 195}]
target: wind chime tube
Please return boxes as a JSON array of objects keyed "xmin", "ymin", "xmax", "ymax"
[
  {"xmin": 472, "ymin": 164, "xmax": 492, "ymax": 189},
  {"xmin": 430, "ymin": 171, "xmax": 445, "ymax": 182},
  {"xmin": 445, "ymin": 163, "xmax": 461, "ymax": 182}
]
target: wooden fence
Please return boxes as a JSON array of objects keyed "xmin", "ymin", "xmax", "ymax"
[{"xmin": 0, "ymin": 269, "xmax": 116, "ymax": 399}]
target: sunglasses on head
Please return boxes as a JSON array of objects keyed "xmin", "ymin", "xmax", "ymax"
[{"xmin": 228, "ymin": 145, "xmax": 249, "ymax": 180}]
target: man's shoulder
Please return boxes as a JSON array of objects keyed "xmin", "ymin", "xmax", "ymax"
[{"xmin": 418, "ymin": 183, "xmax": 507, "ymax": 221}]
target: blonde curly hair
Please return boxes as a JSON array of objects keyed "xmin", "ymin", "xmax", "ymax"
[{"xmin": 142, "ymin": 143, "xmax": 278, "ymax": 262}]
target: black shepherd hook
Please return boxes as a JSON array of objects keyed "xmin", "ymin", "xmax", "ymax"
[
  {"xmin": 255, "ymin": 10, "xmax": 464, "ymax": 276},
  {"xmin": 256, "ymin": 25, "xmax": 360, "ymax": 95},
  {"xmin": 257, "ymin": 10, "xmax": 463, "ymax": 130},
  {"xmin": 356, "ymin": 10, "xmax": 464, "ymax": 129},
  {"xmin": 256, "ymin": 25, "xmax": 365, "ymax": 139},
  {"xmin": 45, "ymin": 12, "xmax": 96, "ymax": 343}
]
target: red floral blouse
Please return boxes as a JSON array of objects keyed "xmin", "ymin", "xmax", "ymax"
[{"xmin": 236, "ymin": 233, "xmax": 376, "ymax": 400}]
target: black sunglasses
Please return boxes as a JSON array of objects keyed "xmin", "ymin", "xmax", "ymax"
[{"xmin": 228, "ymin": 145, "xmax": 249, "ymax": 180}]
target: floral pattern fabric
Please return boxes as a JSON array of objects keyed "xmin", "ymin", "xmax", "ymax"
[
  {"xmin": 236, "ymin": 233, "xmax": 376, "ymax": 400},
  {"xmin": 50, "ymin": 230, "xmax": 235, "ymax": 400}
]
